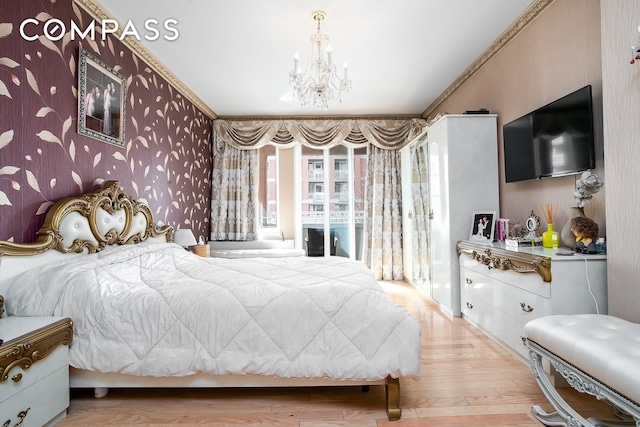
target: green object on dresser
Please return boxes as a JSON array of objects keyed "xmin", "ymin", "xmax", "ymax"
[{"xmin": 542, "ymin": 224, "xmax": 559, "ymax": 248}]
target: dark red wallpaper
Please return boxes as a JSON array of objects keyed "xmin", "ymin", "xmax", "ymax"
[{"xmin": 0, "ymin": 0, "xmax": 213, "ymax": 243}]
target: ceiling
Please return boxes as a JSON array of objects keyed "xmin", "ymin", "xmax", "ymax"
[{"xmin": 97, "ymin": 0, "xmax": 535, "ymax": 118}]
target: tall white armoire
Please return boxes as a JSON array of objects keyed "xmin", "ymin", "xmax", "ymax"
[{"xmin": 401, "ymin": 114, "xmax": 499, "ymax": 316}]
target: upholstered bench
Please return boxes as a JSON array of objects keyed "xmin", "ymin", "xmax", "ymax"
[{"xmin": 524, "ymin": 314, "xmax": 640, "ymax": 427}]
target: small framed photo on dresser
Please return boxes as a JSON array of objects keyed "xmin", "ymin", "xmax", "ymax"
[{"xmin": 469, "ymin": 211, "xmax": 496, "ymax": 242}]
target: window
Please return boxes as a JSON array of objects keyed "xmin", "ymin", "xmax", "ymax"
[
  {"xmin": 308, "ymin": 160, "xmax": 324, "ymax": 180},
  {"xmin": 258, "ymin": 145, "xmax": 278, "ymax": 228},
  {"xmin": 334, "ymin": 159, "xmax": 347, "ymax": 180},
  {"xmin": 297, "ymin": 144, "xmax": 367, "ymax": 259}
]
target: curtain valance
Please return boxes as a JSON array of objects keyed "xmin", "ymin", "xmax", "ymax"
[{"xmin": 213, "ymin": 118, "xmax": 427, "ymax": 150}]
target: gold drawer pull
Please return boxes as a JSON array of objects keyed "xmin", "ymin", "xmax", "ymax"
[
  {"xmin": 3, "ymin": 407, "xmax": 30, "ymax": 427},
  {"xmin": 521, "ymin": 336, "xmax": 527, "ymax": 345},
  {"xmin": 520, "ymin": 303, "xmax": 534, "ymax": 313},
  {"xmin": 466, "ymin": 302, "xmax": 473, "ymax": 309},
  {"xmin": 11, "ymin": 373, "xmax": 22, "ymax": 383},
  {"xmin": 465, "ymin": 278, "xmax": 472, "ymax": 284}
]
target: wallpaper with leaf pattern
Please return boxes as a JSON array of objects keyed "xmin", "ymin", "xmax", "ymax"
[{"xmin": 0, "ymin": 0, "xmax": 213, "ymax": 244}]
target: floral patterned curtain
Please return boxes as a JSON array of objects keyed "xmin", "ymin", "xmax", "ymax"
[
  {"xmin": 362, "ymin": 146, "xmax": 403, "ymax": 280},
  {"xmin": 411, "ymin": 143, "xmax": 430, "ymax": 283},
  {"xmin": 210, "ymin": 132, "xmax": 257, "ymax": 241}
]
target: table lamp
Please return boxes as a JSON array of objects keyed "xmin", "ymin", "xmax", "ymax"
[{"xmin": 174, "ymin": 228, "xmax": 196, "ymax": 249}]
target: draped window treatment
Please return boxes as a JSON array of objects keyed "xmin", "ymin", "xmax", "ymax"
[
  {"xmin": 410, "ymin": 143, "xmax": 430, "ymax": 283},
  {"xmin": 210, "ymin": 118, "xmax": 426, "ymax": 277},
  {"xmin": 213, "ymin": 118, "xmax": 426, "ymax": 150},
  {"xmin": 362, "ymin": 146, "xmax": 404, "ymax": 280},
  {"xmin": 210, "ymin": 131, "xmax": 257, "ymax": 241}
]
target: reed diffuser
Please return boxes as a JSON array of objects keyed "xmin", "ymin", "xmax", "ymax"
[{"xmin": 540, "ymin": 203, "xmax": 559, "ymax": 248}]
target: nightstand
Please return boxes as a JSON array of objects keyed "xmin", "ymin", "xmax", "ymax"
[
  {"xmin": 0, "ymin": 316, "xmax": 73, "ymax": 427},
  {"xmin": 193, "ymin": 244, "xmax": 210, "ymax": 257}
]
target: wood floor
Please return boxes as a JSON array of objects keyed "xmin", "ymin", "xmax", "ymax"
[{"xmin": 57, "ymin": 281, "xmax": 613, "ymax": 426}]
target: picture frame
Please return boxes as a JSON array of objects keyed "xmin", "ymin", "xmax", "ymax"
[
  {"xmin": 77, "ymin": 48, "xmax": 126, "ymax": 148},
  {"xmin": 469, "ymin": 211, "xmax": 496, "ymax": 242}
]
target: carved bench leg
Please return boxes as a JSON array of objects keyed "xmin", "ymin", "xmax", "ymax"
[
  {"xmin": 385, "ymin": 375, "xmax": 402, "ymax": 421},
  {"xmin": 527, "ymin": 344, "xmax": 640, "ymax": 427},
  {"xmin": 528, "ymin": 348, "xmax": 593, "ymax": 427}
]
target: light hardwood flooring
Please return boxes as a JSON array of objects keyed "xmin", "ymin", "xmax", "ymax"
[{"xmin": 57, "ymin": 281, "xmax": 612, "ymax": 426}]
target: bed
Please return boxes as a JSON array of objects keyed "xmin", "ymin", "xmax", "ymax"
[{"xmin": 0, "ymin": 181, "xmax": 421, "ymax": 421}]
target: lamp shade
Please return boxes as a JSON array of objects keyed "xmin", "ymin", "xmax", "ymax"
[{"xmin": 174, "ymin": 228, "xmax": 197, "ymax": 247}]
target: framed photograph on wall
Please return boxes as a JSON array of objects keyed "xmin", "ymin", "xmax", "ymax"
[
  {"xmin": 469, "ymin": 211, "xmax": 496, "ymax": 242},
  {"xmin": 77, "ymin": 48, "xmax": 126, "ymax": 147}
]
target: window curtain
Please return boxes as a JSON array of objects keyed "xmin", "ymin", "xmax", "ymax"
[
  {"xmin": 210, "ymin": 132, "xmax": 257, "ymax": 241},
  {"xmin": 211, "ymin": 117, "xmax": 428, "ymax": 275},
  {"xmin": 213, "ymin": 118, "xmax": 426, "ymax": 149},
  {"xmin": 362, "ymin": 146, "xmax": 403, "ymax": 280},
  {"xmin": 411, "ymin": 143, "xmax": 430, "ymax": 283}
]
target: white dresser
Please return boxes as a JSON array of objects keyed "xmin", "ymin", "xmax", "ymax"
[
  {"xmin": 457, "ymin": 241, "xmax": 607, "ymax": 363},
  {"xmin": 0, "ymin": 317, "xmax": 73, "ymax": 427}
]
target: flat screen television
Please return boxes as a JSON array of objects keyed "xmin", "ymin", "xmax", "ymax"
[{"xmin": 503, "ymin": 85, "xmax": 595, "ymax": 183}]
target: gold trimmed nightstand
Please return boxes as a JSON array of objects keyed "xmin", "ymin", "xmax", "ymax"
[{"xmin": 0, "ymin": 316, "xmax": 73, "ymax": 427}]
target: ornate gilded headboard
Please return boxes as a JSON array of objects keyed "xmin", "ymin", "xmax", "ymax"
[{"xmin": 0, "ymin": 180, "xmax": 173, "ymax": 257}]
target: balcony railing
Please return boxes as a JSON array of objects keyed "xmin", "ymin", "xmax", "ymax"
[
  {"xmin": 301, "ymin": 210, "xmax": 365, "ymax": 225},
  {"xmin": 334, "ymin": 170, "xmax": 348, "ymax": 180},
  {"xmin": 308, "ymin": 170, "xmax": 324, "ymax": 180},
  {"xmin": 335, "ymin": 192, "xmax": 348, "ymax": 202}
]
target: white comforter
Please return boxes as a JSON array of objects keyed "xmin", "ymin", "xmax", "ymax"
[{"xmin": 7, "ymin": 243, "xmax": 421, "ymax": 380}]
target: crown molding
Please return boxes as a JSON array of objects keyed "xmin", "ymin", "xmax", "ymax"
[
  {"xmin": 73, "ymin": 0, "xmax": 217, "ymax": 120},
  {"xmin": 421, "ymin": 0, "xmax": 555, "ymax": 119}
]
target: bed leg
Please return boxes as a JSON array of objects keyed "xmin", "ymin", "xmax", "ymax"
[
  {"xmin": 94, "ymin": 387, "xmax": 109, "ymax": 398},
  {"xmin": 385, "ymin": 375, "xmax": 402, "ymax": 421}
]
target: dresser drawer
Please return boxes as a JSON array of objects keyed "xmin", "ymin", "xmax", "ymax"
[
  {"xmin": 0, "ymin": 345, "xmax": 68, "ymax": 402},
  {"xmin": 0, "ymin": 365, "xmax": 68, "ymax": 427},
  {"xmin": 461, "ymin": 267, "xmax": 551, "ymax": 323},
  {"xmin": 461, "ymin": 294, "xmax": 529, "ymax": 360},
  {"xmin": 459, "ymin": 252, "xmax": 550, "ymax": 298}
]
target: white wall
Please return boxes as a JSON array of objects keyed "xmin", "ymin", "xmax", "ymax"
[{"xmin": 430, "ymin": 0, "xmax": 605, "ymax": 241}]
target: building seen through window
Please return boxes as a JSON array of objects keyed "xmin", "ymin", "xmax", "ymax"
[{"xmin": 301, "ymin": 145, "xmax": 366, "ymax": 259}]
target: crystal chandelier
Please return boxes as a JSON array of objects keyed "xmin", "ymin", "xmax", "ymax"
[{"xmin": 289, "ymin": 11, "xmax": 352, "ymax": 110}]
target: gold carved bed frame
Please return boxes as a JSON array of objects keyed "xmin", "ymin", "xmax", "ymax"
[
  {"xmin": 0, "ymin": 180, "xmax": 172, "ymax": 257},
  {"xmin": 0, "ymin": 180, "xmax": 403, "ymax": 421}
]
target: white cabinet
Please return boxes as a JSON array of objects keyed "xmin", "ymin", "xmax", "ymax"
[
  {"xmin": 401, "ymin": 115, "xmax": 499, "ymax": 316},
  {"xmin": 457, "ymin": 241, "xmax": 607, "ymax": 363},
  {"xmin": 0, "ymin": 317, "xmax": 73, "ymax": 427}
]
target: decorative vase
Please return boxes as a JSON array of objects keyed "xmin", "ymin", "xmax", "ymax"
[
  {"xmin": 560, "ymin": 206, "xmax": 585, "ymax": 249},
  {"xmin": 542, "ymin": 224, "xmax": 559, "ymax": 248}
]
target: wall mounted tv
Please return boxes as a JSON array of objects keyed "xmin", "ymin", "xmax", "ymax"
[{"xmin": 503, "ymin": 85, "xmax": 595, "ymax": 183}]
